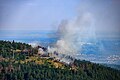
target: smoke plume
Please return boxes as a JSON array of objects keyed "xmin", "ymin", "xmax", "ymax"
[{"xmin": 48, "ymin": 12, "xmax": 95, "ymax": 63}]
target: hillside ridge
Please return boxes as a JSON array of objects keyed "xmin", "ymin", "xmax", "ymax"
[{"xmin": 0, "ymin": 40, "xmax": 120, "ymax": 80}]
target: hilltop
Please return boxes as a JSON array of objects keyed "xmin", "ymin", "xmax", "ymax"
[{"xmin": 0, "ymin": 40, "xmax": 120, "ymax": 80}]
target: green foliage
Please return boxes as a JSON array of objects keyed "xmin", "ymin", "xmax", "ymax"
[
  {"xmin": 0, "ymin": 60, "xmax": 120, "ymax": 80},
  {"xmin": 0, "ymin": 40, "xmax": 120, "ymax": 80},
  {"xmin": 0, "ymin": 40, "xmax": 32, "ymax": 59}
]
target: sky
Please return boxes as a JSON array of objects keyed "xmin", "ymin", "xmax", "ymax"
[
  {"xmin": 0, "ymin": 0, "xmax": 78, "ymax": 30},
  {"xmin": 0, "ymin": 0, "xmax": 120, "ymax": 38}
]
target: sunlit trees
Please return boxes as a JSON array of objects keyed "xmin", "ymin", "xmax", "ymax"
[{"xmin": 0, "ymin": 40, "xmax": 120, "ymax": 80}]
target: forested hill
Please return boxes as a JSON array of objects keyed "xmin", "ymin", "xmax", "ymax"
[{"xmin": 0, "ymin": 40, "xmax": 120, "ymax": 80}]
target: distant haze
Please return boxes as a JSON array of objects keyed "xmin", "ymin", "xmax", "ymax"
[{"xmin": 0, "ymin": 0, "xmax": 120, "ymax": 38}]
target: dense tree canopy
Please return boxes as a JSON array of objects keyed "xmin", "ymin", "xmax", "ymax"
[{"xmin": 0, "ymin": 40, "xmax": 120, "ymax": 80}]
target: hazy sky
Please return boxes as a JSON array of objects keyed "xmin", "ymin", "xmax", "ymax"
[
  {"xmin": 0, "ymin": 0, "xmax": 78, "ymax": 30},
  {"xmin": 0, "ymin": 0, "xmax": 120, "ymax": 38}
]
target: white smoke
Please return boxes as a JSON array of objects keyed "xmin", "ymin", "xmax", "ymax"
[
  {"xmin": 48, "ymin": 12, "xmax": 95, "ymax": 63},
  {"xmin": 29, "ymin": 41, "xmax": 40, "ymax": 48}
]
